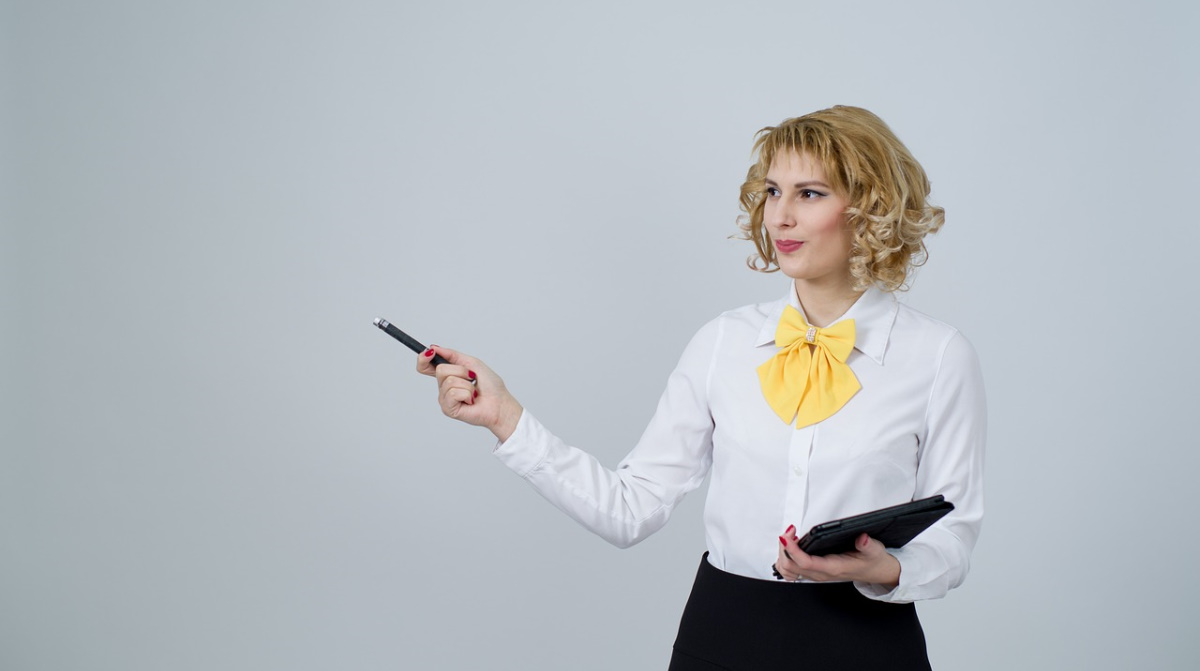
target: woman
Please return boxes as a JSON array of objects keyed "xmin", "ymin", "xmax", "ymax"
[{"xmin": 417, "ymin": 106, "xmax": 985, "ymax": 669}]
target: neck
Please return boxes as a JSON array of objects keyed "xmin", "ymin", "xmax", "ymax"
[{"xmin": 794, "ymin": 278, "xmax": 864, "ymax": 328}]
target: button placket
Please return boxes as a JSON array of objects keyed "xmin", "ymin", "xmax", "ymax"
[{"xmin": 782, "ymin": 423, "xmax": 815, "ymax": 530}]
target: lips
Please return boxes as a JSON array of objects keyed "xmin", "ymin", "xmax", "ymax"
[{"xmin": 775, "ymin": 240, "xmax": 803, "ymax": 253}]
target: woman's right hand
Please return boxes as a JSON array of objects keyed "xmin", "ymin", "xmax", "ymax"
[{"xmin": 416, "ymin": 345, "xmax": 524, "ymax": 442}]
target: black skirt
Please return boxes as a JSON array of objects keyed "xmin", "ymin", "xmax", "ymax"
[{"xmin": 669, "ymin": 553, "xmax": 932, "ymax": 670}]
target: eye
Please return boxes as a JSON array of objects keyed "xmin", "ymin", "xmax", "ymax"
[
  {"xmin": 799, "ymin": 189, "xmax": 826, "ymax": 199},
  {"xmin": 765, "ymin": 186, "xmax": 781, "ymax": 198}
]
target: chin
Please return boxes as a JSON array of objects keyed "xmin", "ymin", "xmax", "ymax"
[
  {"xmin": 779, "ymin": 263, "xmax": 846, "ymax": 286},
  {"xmin": 777, "ymin": 263, "xmax": 810, "ymax": 280}
]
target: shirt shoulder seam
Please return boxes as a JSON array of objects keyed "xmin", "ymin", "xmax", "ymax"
[{"xmin": 922, "ymin": 328, "xmax": 963, "ymax": 434}]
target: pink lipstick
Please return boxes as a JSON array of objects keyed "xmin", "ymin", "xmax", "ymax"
[{"xmin": 775, "ymin": 240, "xmax": 803, "ymax": 253}]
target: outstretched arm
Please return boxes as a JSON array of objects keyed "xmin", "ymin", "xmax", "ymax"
[{"xmin": 416, "ymin": 320, "xmax": 720, "ymax": 548}]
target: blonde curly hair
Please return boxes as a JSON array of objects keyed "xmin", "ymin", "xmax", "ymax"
[{"xmin": 737, "ymin": 106, "xmax": 944, "ymax": 292}]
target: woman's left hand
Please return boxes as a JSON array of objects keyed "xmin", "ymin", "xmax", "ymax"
[{"xmin": 774, "ymin": 527, "xmax": 900, "ymax": 588}]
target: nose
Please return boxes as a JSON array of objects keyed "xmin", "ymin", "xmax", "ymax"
[{"xmin": 766, "ymin": 198, "xmax": 794, "ymax": 231}]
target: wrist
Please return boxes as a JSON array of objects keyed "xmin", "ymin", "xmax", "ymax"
[
  {"xmin": 868, "ymin": 552, "xmax": 901, "ymax": 588},
  {"xmin": 489, "ymin": 397, "xmax": 524, "ymax": 443}
]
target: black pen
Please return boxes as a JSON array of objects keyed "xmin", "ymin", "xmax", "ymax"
[{"xmin": 373, "ymin": 317, "xmax": 451, "ymax": 367}]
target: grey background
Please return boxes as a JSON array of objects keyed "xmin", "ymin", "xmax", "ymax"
[{"xmin": 3, "ymin": 1, "xmax": 1198, "ymax": 669}]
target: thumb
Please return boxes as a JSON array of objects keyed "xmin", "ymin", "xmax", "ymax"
[
  {"xmin": 856, "ymin": 533, "xmax": 872, "ymax": 552},
  {"xmin": 429, "ymin": 345, "xmax": 473, "ymax": 367}
]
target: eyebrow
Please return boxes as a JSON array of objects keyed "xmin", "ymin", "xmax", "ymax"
[{"xmin": 764, "ymin": 178, "xmax": 832, "ymax": 190}]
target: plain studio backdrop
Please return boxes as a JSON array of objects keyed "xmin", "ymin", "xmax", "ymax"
[{"xmin": 2, "ymin": 1, "xmax": 1198, "ymax": 669}]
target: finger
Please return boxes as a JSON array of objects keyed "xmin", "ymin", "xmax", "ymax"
[
  {"xmin": 418, "ymin": 344, "xmax": 473, "ymax": 376},
  {"xmin": 415, "ymin": 345, "xmax": 440, "ymax": 376},
  {"xmin": 783, "ymin": 535, "xmax": 823, "ymax": 580},
  {"xmin": 776, "ymin": 524, "xmax": 798, "ymax": 565},
  {"xmin": 783, "ymin": 533, "xmax": 806, "ymax": 563},
  {"xmin": 776, "ymin": 536, "xmax": 802, "ymax": 581},
  {"xmin": 777, "ymin": 536, "xmax": 793, "ymax": 564},
  {"xmin": 855, "ymin": 534, "xmax": 889, "ymax": 560},
  {"xmin": 439, "ymin": 377, "xmax": 478, "ymax": 410},
  {"xmin": 427, "ymin": 345, "xmax": 473, "ymax": 367},
  {"xmin": 434, "ymin": 361, "xmax": 476, "ymax": 388},
  {"xmin": 424, "ymin": 346, "xmax": 487, "ymax": 393},
  {"xmin": 440, "ymin": 386, "xmax": 478, "ymax": 418}
]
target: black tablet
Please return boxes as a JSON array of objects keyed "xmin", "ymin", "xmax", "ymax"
[{"xmin": 796, "ymin": 495, "xmax": 955, "ymax": 556}]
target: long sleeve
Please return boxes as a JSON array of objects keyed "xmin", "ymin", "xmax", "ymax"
[
  {"xmin": 856, "ymin": 330, "xmax": 987, "ymax": 602},
  {"xmin": 492, "ymin": 319, "xmax": 719, "ymax": 548}
]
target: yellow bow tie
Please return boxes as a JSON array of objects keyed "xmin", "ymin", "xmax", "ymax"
[{"xmin": 757, "ymin": 306, "xmax": 861, "ymax": 428}]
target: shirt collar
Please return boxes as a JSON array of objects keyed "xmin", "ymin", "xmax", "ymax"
[{"xmin": 754, "ymin": 283, "xmax": 898, "ymax": 365}]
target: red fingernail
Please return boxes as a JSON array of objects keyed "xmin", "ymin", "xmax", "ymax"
[
  {"xmin": 779, "ymin": 536, "xmax": 787, "ymax": 547},
  {"xmin": 785, "ymin": 525, "xmax": 795, "ymax": 535},
  {"xmin": 473, "ymin": 390, "xmax": 479, "ymax": 399},
  {"xmin": 423, "ymin": 348, "xmax": 434, "ymax": 357},
  {"xmin": 468, "ymin": 370, "xmax": 476, "ymax": 380}
]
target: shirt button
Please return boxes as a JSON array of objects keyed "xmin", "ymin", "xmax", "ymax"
[{"xmin": 793, "ymin": 466, "xmax": 804, "ymax": 477}]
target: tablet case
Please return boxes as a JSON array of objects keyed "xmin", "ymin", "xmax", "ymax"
[{"xmin": 796, "ymin": 495, "xmax": 955, "ymax": 556}]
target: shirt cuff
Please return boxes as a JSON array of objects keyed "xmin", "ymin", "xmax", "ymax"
[{"xmin": 491, "ymin": 408, "xmax": 549, "ymax": 477}]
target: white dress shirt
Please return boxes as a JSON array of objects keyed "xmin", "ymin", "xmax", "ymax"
[{"xmin": 493, "ymin": 284, "xmax": 986, "ymax": 603}]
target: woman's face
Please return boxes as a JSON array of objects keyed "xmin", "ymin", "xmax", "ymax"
[{"xmin": 763, "ymin": 151, "xmax": 854, "ymax": 289}]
